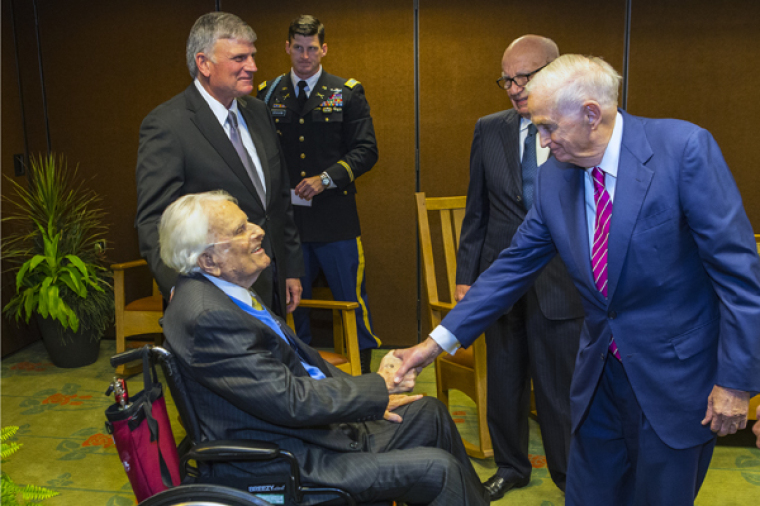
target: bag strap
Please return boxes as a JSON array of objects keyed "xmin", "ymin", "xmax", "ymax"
[{"xmin": 140, "ymin": 346, "xmax": 176, "ymax": 489}]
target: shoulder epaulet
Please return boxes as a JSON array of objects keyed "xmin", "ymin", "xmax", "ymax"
[
  {"xmin": 345, "ymin": 78, "xmax": 360, "ymax": 89},
  {"xmin": 258, "ymin": 81, "xmax": 268, "ymax": 91}
]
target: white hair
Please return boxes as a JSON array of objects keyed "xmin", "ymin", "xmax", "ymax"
[
  {"xmin": 159, "ymin": 191, "xmax": 237, "ymax": 274},
  {"xmin": 526, "ymin": 54, "xmax": 622, "ymax": 115},
  {"xmin": 186, "ymin": 12, "xmax": 257, "ymax": 78}
]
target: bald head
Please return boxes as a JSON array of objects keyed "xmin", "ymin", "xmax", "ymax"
[{"xmin": 500, "ymin": 35, "xmax": 559, "ymax": 118}]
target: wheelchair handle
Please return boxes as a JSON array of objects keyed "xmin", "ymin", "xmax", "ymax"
[{"xmin": 110, "ymin": 346, "xmax": 149, "ymax": 368}]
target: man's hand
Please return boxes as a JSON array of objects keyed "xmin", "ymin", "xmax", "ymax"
[
  {"xmin": 285, "ymin": 278, "xmax": 302, "ymax": 313},
  {"xmin": 294, "ymin": 176, "xmax": 326, "ymax": 201},
  {"xmin": 393, "ymin": 337, "xmax": 444, "ymax": 385},
  {"xmin": 384, "ymin": 394, "xmax": 423, "ymax": 423},
  {"xmin": 454, "ymin": 284, "xmax": 471, "ymax": 302},
  {"xmin": 377, "ymin": 351, "xmax": 417, "ymax": 393},
  {"xmin": 754, "ymin": 404, "xmax": 760, "ymax": 449},
  {"xmin": 701, "ymin": 385, "xmax": 751, "ymax": 436}
]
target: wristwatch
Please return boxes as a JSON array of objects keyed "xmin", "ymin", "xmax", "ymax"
[{"xmin": 320, "ymin": 172, "xmax": 331, "ymax": 187}]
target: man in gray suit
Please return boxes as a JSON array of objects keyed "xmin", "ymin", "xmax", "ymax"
[
  {"xmin": 135, "ymin": 12, "xmax": 302, "ymax": 316},
  {"xmin": 456, "ymin": 35, "xmax": 584, "ymax": 498},
  {"xmin": 158, "ymin": 191, "xmax": 489, "ymax": 506}
]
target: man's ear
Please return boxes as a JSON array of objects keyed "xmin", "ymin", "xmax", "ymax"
[
  {"xmin": 584, "ymin": 101, "xmax": 603, "ymax": 129},
  {"xmin": 285, "ymin": 40, "xmax": 291, "ymax": 55},
  {"xmin": 196, "ymin": 52, "xmax": 212, "ymax": 78},
  {"xmin": 198, "ymin": 250, "xmax": 221, "ymax": 277},
  {"xmin": 321, "ymin": 43, "xmax": 328, "ymax": 57}
]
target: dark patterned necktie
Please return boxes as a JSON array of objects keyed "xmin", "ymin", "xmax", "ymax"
[
  {"xmin": 227, "ymin": 110, "xmax": 266, "ymax": 205},
  {"xmin": 592, "ymin": 167, "xmax": 621, "ymax": 361},
  {"xmin": 522, "ymin": 123, "xmax": 538, "ymax": 210}
]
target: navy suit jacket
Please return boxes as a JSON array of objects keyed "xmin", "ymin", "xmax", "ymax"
[{"xmin": 442, "ymin": 110, "xmax": 760, "ymax": 449}]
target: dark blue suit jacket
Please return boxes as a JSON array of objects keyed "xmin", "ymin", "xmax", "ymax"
[{"xmin": 442, "ymin": 110, "xmax": 760, "ymax": 449}]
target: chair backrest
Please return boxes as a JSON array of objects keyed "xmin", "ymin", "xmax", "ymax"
[
  {"xmin": 415, "ymin": 192, "xmax": 467, "ymax": 328},
  {"xmin": 153, "ymin": 346, "xmax": 203, "ymax": 448}
]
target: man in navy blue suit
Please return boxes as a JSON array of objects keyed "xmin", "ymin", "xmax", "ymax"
[{"xmin": 396, "ymin": 54, "xmax": 760, "ymax": 505}]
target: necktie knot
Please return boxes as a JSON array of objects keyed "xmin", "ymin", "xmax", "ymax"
[
  {"xmin": 227, "ymin": 110, "xmax": 239, "ymax": 129},
  {"xmin": 592, "ymin": 166, "xmax": 605, "ymax": 189},
  {"xmin": 527, "ymin": 122, "xmax": 537, "ymax": 137},
  {"xmin": 297, "ymin": 80, "xmax": 308, "ymax": 96}
]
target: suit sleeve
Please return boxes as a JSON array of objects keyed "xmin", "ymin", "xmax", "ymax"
[
  {"xmin": 325, "ymin": 83, "xmax": 378, "ymax": 189},
  {"xmin": 456, "ymin": 119, "xmax": 490, "ymax": 286},
  {"xmin": 134, "ymin": 112, "xmax": 182, "ymax": 299},
  {"xmin": 679, "ymin": 128, "xmax": 760, "ymax": 393},
  {"xmin": 189, "ymin": 307, "xmax": 389, "ymax": 427},
  {"xmin": 263, "ymin": 102, "xmax": 305, "ymax": 280}
]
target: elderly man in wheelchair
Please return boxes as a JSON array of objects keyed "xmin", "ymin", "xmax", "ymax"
[{"xmin": 155, "ymin": 191, "xmax": 488, "ymax": 506}]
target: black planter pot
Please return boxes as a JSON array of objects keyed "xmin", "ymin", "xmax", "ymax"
[{"xmin": 35, "ymin": 316, "xmax": 101, "ymax": 368}]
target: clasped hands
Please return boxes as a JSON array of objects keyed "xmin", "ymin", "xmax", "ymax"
[{"xmin": 376, "ymin": 351, "xmax": 423, "ymax": 423}]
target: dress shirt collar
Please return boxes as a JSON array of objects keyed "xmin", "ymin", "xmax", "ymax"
[
  {"xmin": 586, "ymin": 111, "xmax": 623, "ymax": 177},
  {"xmin": 194, "ymin": 78, "xmax": 241, "ymax": 126},
  {"xmin": 202, "ymin": 273, "xmax": 253, "ymax": 306},
  {"xmin": 519, "ymin": 115, "xmax": 550, "ymax": 165},
  {"xmin": 290, "ymin": 66, "xmax": 322, "ymax": 97}
]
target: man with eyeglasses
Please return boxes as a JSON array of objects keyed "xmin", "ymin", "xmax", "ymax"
[
  {"xmin": 454, "ymin": 35, "xmax": 584, "ymax": 500},
  {"xmin": 258, "ymin": 15, "xmax": 380, "ymax": 374}
]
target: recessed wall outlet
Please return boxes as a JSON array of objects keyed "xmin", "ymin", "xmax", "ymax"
[{"xmin": 13, "ymin": 154, "xmax": 25, "ymax": 176}]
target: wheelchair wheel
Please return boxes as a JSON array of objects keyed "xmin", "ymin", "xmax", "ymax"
[{"xmin": 138, "ymin": 484, "xmax": 274, "ymax": 506}]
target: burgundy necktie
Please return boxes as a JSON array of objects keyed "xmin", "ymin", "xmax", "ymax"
[{"xmin": 592, "ymin": 167, "xmax": 621, "ymax": 361}]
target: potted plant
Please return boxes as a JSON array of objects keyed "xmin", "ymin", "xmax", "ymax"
[{"xmin": 3, "ymin": 154, "xmax": 113, "ymax": 368}]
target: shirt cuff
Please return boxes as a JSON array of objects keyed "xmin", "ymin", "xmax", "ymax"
[{"xmin": 430, "ymin": 325, "xmax": 461, "ymax": 355}]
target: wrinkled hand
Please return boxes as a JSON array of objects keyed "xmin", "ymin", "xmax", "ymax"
[
  {"xmin": 754, "ymin": 404, "xmax": 760, "ymax": 449},
  {"xmin": 294, "ymin": 176, "xmax": 326, "ymax": 201},
  {"xmin": 454, "ymin": 284, "xmax": 471, "ymax": 302},
  {"xmin": 285, "ymin": 278, "xmax": 302, "ymax": 313},
  {"xmin": 701, "ymin": 385, "xmax": 751, "ymax": 436},
  {"xmin": 393, "ymin": 337, "xmax": 443, "ymax": 385},
  {"xmin": 384, "ymin": 394, "xmax": 424, "ymax": 423},
  {"xmin": 377, "ymin": 351, "xmax": 417, "ymax": 393}
]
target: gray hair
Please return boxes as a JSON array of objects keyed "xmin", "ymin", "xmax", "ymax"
[
  {"xmin": 186, "ymin": 12, "xmax": 257, "ymax": 78},
  {"xmin": 526, "ymin": 54, "xmax": 622, "ymax": 115},
  {"xmin": 159, "ymin": 191, "xmax": 237, "ymax": 274}
]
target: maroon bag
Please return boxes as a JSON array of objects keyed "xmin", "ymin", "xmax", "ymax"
[{"xmin": 105, "ymin": 347, "xmax": 181, "ymax": 502}]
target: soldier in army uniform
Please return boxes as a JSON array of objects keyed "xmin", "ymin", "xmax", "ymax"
[{"xmin": 258, "ymin": 15, "xmax": 379, "ymax": 373}]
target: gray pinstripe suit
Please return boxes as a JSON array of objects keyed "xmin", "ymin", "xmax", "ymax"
[
  {"xmin": 457, "ymin": 108, "xmax": 584, "ymax": 489},
  {"xmin": 163, "ymin": 274, "xmax": 487, "ymax": 505}
]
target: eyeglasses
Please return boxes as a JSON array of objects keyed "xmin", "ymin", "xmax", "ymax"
[{"xmin": 496, "ymin": 64, "xmax": 548, "ymax": 90}]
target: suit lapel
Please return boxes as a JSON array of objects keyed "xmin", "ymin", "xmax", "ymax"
[
  {"xmin": 279, "ymin": 78, "xmax": 299, "ymax": 114},
  {"xmin": 184, "ymin": 85, "xmax": 264, "ymax": 211},
  {"xmin": 606, "ymin": 112, "xmax": 654, "ymax": 301},
  {"xmin": 500, "ymin": 111, "xmax": 525, "ymax": 209},
  {"xmin": 237, "ymin": 96, "xmax": 271, "ymax": 208},
  {"xmin": 558, "ymin": 165, "xmax": 605, "ymax": 306}
]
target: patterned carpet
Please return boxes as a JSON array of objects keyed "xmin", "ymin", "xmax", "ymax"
[{"xmin": 2, "ymin": 340, "xmax": 759, "ymax": 506}]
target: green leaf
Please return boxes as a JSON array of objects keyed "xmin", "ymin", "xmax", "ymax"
[{"xmin": 65, "ymin": 254, "xmax": 88, "ymax": 276}]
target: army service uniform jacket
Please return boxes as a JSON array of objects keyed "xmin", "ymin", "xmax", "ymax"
[{"xmin": 258, "ymin": 72, "xmax": 378, "ymax": 243}]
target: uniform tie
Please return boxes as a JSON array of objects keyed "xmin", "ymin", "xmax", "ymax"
[
  {"xmin": 592, "ymin": 167, "xmax": 621, "ymax": 361},
  {"xmin": 227, "ymin": 110, "xmax": 266, "ymax": 205},
  {"xmin": 297, "ymin": 80, "xmax": 308, "ymax": 113},
  {"xmin": 522, "ymin": 123, "xmax": 538, "ymax": 210}
]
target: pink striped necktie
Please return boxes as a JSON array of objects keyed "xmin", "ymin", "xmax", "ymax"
[{"xmin": 592, "ymin": 167, "xmax": 621, "ymax": 361}]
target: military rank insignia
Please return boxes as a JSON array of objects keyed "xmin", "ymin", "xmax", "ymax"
[
  {"xmin": 258, "ymin": 81, "xmax": 267, "ymax": 91},
  {"xmin": 345, "ymin": 78, "xmax": 360, "ymax": 89},
  {"xmin": 320, "ymin": 89, "xmax": 343, "ymax": 111}
]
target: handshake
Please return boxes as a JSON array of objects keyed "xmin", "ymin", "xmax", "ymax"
[{"xmin": 376, "ymin": 351, "xmax": 418, "ymax": 394}]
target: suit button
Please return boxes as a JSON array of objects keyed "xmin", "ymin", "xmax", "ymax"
[
  {"xmin": 343, "ymin": 191, "xmax": 348, "ymax": 195},
  {"xmin": 300, "ymin": 171, "xmax": 306, "ymax": 177},
  {"xmin": 608, "ymin": 311, "xmax": 617, "ymax": 319},
  {"xmin": 299, "ymin": 136, "xmax": 304, "ymax": 142},
  {"xmin": 349, "ymin": 442, "xmax": 359, "ymax": 449},
  {"xmin": 299, "ymin": 118, "xmax": 305, "ymax": 124},
  {"xmin": 601, "ymin": 353, "xmax": 605, "ymax": 361},
  {"xmin": 300, "ymin": 153, "xmax": 306, "ymax": 159},
  {"xmin": 275, "ymin": 118, "xmax": 280, "ymax": 123},
  {"xmin": 277, "ymin": 130, "xmax": 282, "ymax": 136},
  {"xmin": 325, "ymin": 117, "xmax": 329, "ymax": 122},
  {"xmin": 516, "ymin": 195, "xmax": 522, "ymax": 202}
]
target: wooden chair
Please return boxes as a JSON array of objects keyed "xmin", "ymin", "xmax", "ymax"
[
  {"xmin": 415, "ymin": 192, "xmax": 492, "ymax": 459},
  {"xmin": 111, "ymin": 259, "xmax": 164, "ymax": 376},
  {"xmin": 287, "ymin": 294, "xmax": 362, "ymax": 376}
]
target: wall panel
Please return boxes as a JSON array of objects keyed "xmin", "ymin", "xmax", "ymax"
[{"xmin": 627, "ymin": 0, "xmax": 760, "ymax": 226}]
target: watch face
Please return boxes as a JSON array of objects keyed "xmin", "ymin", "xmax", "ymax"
[{"xmin": 321, "ymin": 174, "xmax": 330, "ymax": 186}]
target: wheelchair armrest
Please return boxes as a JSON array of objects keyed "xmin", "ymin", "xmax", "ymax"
[{"xmin": 187, "ymin": 440, "xmax": 281, "ymax": 462}]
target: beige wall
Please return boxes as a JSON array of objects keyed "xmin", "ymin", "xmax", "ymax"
[{"xmin": 3, "ymin": 0, "xmax": 758, "ymax": 354}]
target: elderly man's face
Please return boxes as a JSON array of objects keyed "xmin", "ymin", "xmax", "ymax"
[
  {"xmin": 201, "ymin": 38, "xmax": 257, "ymax": 107},
  {"xmin": 203, "ymin": 200, "xmax": 269, "ymax": 288},
  {"xmin": 501, "ymin": 47, "xmax": 548, "ymax": 118},
  {"xmin": 529, "ymin": 93, "xmax": 595, "ymax": 167}
]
